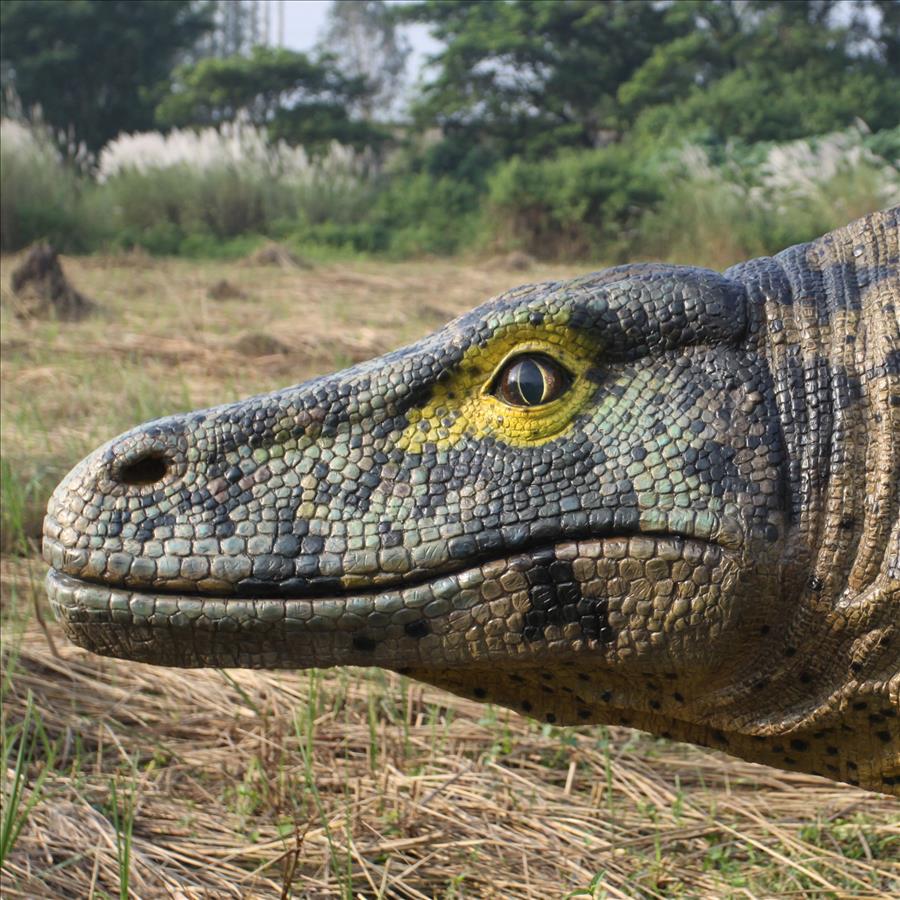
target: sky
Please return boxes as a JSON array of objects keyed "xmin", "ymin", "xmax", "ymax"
[{"xmin": 271, "ymin": 0, "xmax": 442, "ymax": 84}]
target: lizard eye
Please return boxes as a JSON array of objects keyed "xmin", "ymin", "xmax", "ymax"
[{"xmin": 491, "ymin": 354, "xmax": 572, "ymax": 407}]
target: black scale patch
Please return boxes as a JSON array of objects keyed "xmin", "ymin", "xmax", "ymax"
[{"xmin": 522, "ymin": 549, "xmax": 614, "ymax": 643}]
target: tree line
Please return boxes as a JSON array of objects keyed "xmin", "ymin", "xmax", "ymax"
[
  {"xmin": 1, "ymin": 0, "xmax": 897, "ymax": 262},
  {"xmin": 3, "ymin": 0, "xmax": 897, "ymax": 159}
]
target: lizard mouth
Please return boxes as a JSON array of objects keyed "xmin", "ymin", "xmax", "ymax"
[{"xmin": 46, "ymin": 522, "xmax": 739, "ymax": 670}]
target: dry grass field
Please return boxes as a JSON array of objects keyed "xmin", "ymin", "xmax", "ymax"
[{"xmin": 1, "ymin": 250, "xmax": 898, "ymax": 899}]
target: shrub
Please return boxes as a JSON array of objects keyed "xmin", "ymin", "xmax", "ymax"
[
  {"xmin": 0, "ymin": 119, "xmax": 108, "ymax": 252},
  {"xmin": 372, "ymin": 173, "xmax": 481, "ymax": 256},
  {"xmin": 484, "ymin": 145, "xmax": 662, "ymax": 261},
  {"xmin": 99, "ymin": 119, "xmax": 376, "ymax": 247},
  {"xmin": 286, "ymin": 172, "xmax": 480, "ymax": 257},
  {"xmin": 640, "ymin": 128, "xmax": 900, "ymax": 269}
]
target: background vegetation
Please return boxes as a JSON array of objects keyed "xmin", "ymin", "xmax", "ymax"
[{"xmin": 1, "ymin": 0, "xmax": 898, "ymax": 267}]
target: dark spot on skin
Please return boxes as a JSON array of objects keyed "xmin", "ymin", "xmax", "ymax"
[
  {"xmin": 600, "ymin": 691, "xmax": 612, "ymax": 703},
  {"xmin": 521, "ymin": 556, "xmax": 612, "ymax": 643},
  {"xmin": 790, "ymin": 739, "xmax": 808, "ymax": 752},
  {"xmin": 847, "ymin": 761, "xmax": 858, "ymax": 770},
  {"xmin": 650, "ymin": 700, "xmax": 661, "ymax": 710},
  {"xmin": 521, "ymin": 700, "xmax": 532, "ymax": 713},
  {"xmin": 352, "ymin": 635, "xmax": 378, "ymax": 652},
  {"xmin": 673, "ymin": 692, "xmax": 685, "ymax": 703},
  {"xmin": 760, "ymin": 624, "xmax": 770, "ymax": 635},
  {"xmin": 876, "ymin": 731, "xmax": 892, "ymax": 743},
  {"xmin": 473, "ymin": 687, "xmax": 487, "ymax": 699},
  {"xmin": 545, "ymin": 713, "xmax": 556, "ymax": 724},
  {"xmin": 852, "ymin": 701, "xmax": 868, "ymax": 711},
  {"xmin": 404, "ymin": 619, "xmax": 430, "ymax": 639},
  {"xmin": 578, "ymin": 709, "xmax": 590, "ymax": 720}
]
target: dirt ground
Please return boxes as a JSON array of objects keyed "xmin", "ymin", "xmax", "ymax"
[{"xmin": 1, "ymin": 251, "xmax": 897, "ymax": 898}]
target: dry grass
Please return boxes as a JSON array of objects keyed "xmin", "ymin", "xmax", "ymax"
[{"xmin": 1, "ymin": 252, "xmax": 898, "ymax": 899}]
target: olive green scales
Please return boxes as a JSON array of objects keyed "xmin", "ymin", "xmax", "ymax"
[{"xmin": 44, "ymin": 209, "xmax": 899, "ymax": 795}]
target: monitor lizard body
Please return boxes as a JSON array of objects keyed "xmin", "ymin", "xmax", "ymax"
[{"xmin": 44, "ymin": 208, "xmax": 900, "ymax": 795}]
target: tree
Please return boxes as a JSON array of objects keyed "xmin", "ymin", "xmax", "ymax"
[
  {"xmin": 621, "ymin": 0, "xmax": 900, "ymax": 143},
  {"xmin": 156, "ymin": 47, "xmax": 386, "ymax": 151},
  {"xmin": 316, "ymin": 0, "xmax": 411, "ymax": 120},
  {"xmin": 399, "ymin": 0, "xmax": 681, "ymax": 168},
  {"xmin": 402, "ymin": 0, "xmax": 900, "ymax": 166},
  {"xmin": 0, "ymin": 0, "xmax": 213, "ymax": 153},
  {"xmin": 191, "ymin": 0, "xmax": 265, "ymax": 62}
]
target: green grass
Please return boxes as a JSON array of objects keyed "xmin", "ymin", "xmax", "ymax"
[
  {"xmin": 107, "ymin": 774, "xmax": 136, "ymax": 900},
  {"xmin": 0, "ymin": 693, "xmax": 55, "ymax": 868}
]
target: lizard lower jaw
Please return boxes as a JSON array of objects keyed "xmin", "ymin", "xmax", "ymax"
[{"xmin": 46, "ymin": 528, "xmax": 735, "ymax": 670}]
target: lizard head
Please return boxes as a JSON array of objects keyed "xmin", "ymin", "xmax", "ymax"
[
  {"xmin": 45, "ymin": 263, "xmax": 791, "ymax": 730},
  {"xmin": 43, "ymin": 210, "xmax": 900, "ymax": 795}
]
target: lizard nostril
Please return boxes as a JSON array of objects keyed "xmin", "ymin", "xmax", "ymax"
[{"xmin": 116, "ymin": 452, "xmax": 170, "ymax": 486}]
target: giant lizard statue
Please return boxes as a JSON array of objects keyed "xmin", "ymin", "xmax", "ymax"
[{"xmin": 44, "ymin": 208, "xmax": 899, "ymax": 794}]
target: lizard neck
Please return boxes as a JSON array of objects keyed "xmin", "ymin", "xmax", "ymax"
[{"xmin": 726, "ymin": 208, "xmax": 899, "ymax": 747}]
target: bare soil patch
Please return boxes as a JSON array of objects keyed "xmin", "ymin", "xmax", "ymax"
[
  {"xmin": 243, "ymin": 241, "xmax": 311, "ymax": 270},
  {"xmin": 207, "ymin": 278, "xmax": 248, "ymax": 301},
  {"xmin": 232, "ymin": 331, "xmax": 291, "ymax": 357}
]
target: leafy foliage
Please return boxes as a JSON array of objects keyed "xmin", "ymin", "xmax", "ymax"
[
  {"xmin": 156, "ymin": 47, "xmax": 386, "ymax": 152},
  {"xmin": 0, "ymin": 0, "xmax": 212, "ymax": 153},
  {"xmin": 401, "ymin": 0, "xmax": 677, "ymax": 165},
  {"xmin": 485, "ymin": 145, "xmax": 661, "ymax": 259},
  {"xmin": 624, "ymin": 1, "xmax": 900, "ymax": 143},
  {"xmin": 0, "ymin": 0, "xmax": 897, "ymax": 261},
  {"xmin": 404, "ymin": 0, "xmax": 900, "ymax": 162}
]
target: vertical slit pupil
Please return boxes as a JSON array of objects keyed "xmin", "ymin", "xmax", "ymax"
[{"xmin": 512, "ymin": 358, "xmax": 546, "ymax": 405}]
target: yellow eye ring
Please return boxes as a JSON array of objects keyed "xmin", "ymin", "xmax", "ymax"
[{"xmin": 490, "ymin": 353, "xmax": 572, "ymax": 407}]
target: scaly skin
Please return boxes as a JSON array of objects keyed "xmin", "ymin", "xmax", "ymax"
[{"xmin": 44, "ymin": 209, "xmax": 899, "ymax": 795}]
